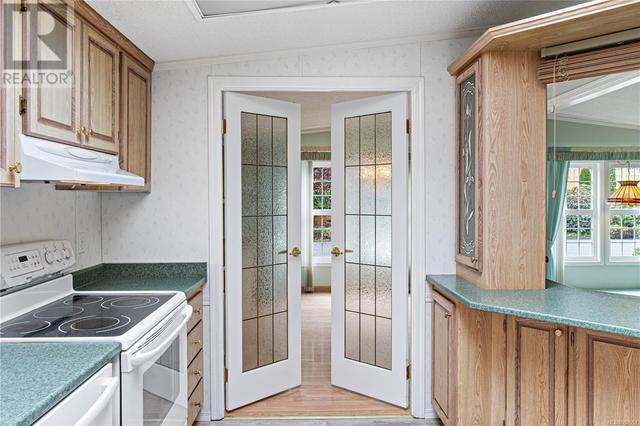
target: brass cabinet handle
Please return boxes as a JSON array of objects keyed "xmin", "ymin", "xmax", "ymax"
[
  {"xmin": 554, "ymin": 329, "xmax": 563, "ymax": 337},
  {"xmin": 8, "ymin": 162, "xmax": 22, "ymax": 174},
  {"xmin": 193, "ymin": 339, "xmax": 202, "ymax": 345},
  {"xmin": 471, "ymin": 256, "xmax": 479, "ymax": 263},
  {"xmin": 193, "ymin": 308, "xmax": 202, "ymax": 315},
  {"xmin": 444, "ymin": 312, "xmax": 451, "ymax": 319},
  {"xmin": 191, "ymin": 401, "xmax": 201, "ymax": 408},
  {"xmin": 82, "ymin": 128, "xmax": 94, "ymax": 139},
  {"xmin": 289, "ymin": 247, "xmax": 301, "ymax": 257},
  {"xmin": 76, "ymin": 128, "xmax": 84, "ymax": 139}
]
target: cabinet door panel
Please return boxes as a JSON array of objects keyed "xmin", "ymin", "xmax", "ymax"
[
  {"xmin": 455, "ymin": 59, "xmax": 482, "ymax": 271},
  {"xmin": 82, "ymin": 23, "xmax": 119, "ymax": 153},
  {"xmin": 23, "ymin": 1, "xmax": 81, "ymax": 146},
  {"xmin": 432, "ymin": 291, "xmax": 456, "ymax": 425},
  {"xmin": 573, "ymin": 329, "xmax": 640, "ymax": 426},
  {"xmin": 120, "ymin": 53, "xmax": 151, "ymax": 191},
  {"xmin": 507, "ymin": 318, "xmax": 567, "ymax": 426}
]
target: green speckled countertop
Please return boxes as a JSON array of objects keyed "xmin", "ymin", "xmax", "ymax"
[
  {"xmin": 73, "ymin": 263, "xmax": 207, "ymax": 297},
  {"xmin": 0, "ymin": 342, "xmax": 120, "ymax": 426},
  {"xmin": 427, "ymin": 274, "xmax": 640, "ymax": 338}
]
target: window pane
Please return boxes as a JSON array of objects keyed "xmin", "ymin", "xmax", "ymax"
[
  {"xmin": 313, "ymin": 182, "xmax": 322, "ymax": 195},
  {"xmin": 313, "ymin": 168, "xmax": 322, "ymax": 180}
]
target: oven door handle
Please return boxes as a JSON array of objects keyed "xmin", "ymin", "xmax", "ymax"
[
  {"xmin": 128, "ymin": 305, "xmax": 193, "ymax": 369},
  {"xmin": 73, "ymin": 376, "xmax": 119, "ymax": 426}
]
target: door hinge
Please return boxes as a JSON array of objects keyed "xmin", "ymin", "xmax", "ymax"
[
  {"xmin": 224, "ymin": 367, "xmax": 228, "ymax": 383},
  {"xmin": 570, "ymin": 331, "xmax": 575, "ymax": 347},
  {"xmin": 18, "ymin": 96, "xmax": 26, "ymax": 115},
  {"xmin": 406, "ymin": 364, "xmax": 411, "ymax": 380},
  {"xmin": 19, "ymin": 0, "xmax": 27, "ymax": 12},
  {"xmin": 222, "ymin": 118, "xmax": 227, "ymax": 136},
  {"xmin": 406, "ymin": 119, "xmax": 410, "ymax": 134}
]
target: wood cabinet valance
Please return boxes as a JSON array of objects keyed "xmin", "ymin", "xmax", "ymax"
[{"xmin": 538, "ymin": 40, "xmax": 640, "ymax": 83}]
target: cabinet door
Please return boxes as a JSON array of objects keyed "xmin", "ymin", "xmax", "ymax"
[
  {"xmin": 455, "ymin": 59, "xmax": 482, "ymax": 271},
  {"xmin": 81, "ymin": 23, "xmax": 119, "ymax": 153},
  {"xmin": 1, "ymin": 0, "xmax": 19, "ymax": 186},
  {"xmin": 572, "ymin": 328, "xmax": 640, "ymax": 426},
  {"xmin": 120, "ymin": 53, "xmax": 151, "ymax": 191},
  {"xmin": 506, "ymin": 318, "xmax": 568, "ymax": 426},
  {"xmin": 22, "ymin": 0, "xmax": 82, "ymax": 146},
  {"xmin": 432, "ymin": 290, "xmax": 456, "ymax": 425}
]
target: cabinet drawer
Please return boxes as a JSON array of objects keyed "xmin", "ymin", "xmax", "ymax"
[
  {"xmin": 188, "ymin": 379, "xmax": 203, "ymax": 426},
  {"xmin": 187, "ymin": 320, "xmax": 203, "ymax": 364},
  {"xmin": 187, "ymin": 290, "xmax": 203, "ymax": 332},
  {"xmin": 187, "ymin": 349, "xmax": 203, "ymax": 397}
]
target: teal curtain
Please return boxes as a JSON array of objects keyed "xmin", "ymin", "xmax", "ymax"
[{"xmin": 546, "ymin": 160, "xmax": 570, "ymax": 280}]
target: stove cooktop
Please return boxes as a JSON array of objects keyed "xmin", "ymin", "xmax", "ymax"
[{"xmin": 0, "ymin": 294, "xmax": 173, "ymax": 338}]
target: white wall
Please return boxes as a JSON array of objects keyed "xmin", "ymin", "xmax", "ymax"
[{"xmin": 0, "ymin": 184, "xmax": 102, "ymax": 270}]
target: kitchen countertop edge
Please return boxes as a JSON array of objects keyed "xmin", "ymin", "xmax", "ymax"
[{"xmin": 426, "ymin": 274, "xmax": 640, "ymax": 338}]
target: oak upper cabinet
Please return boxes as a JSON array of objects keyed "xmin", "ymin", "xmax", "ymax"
[
  {"xmin": 22, "ymin": 0, "xmax": 83, "ymax": 147},
  {"xmin": 81, "ymin": 23, "xmax": 120, "ymax": 154},
  {"xmin": 119, "ymin": 53, "xmax": 151, "ymax": 192},
  {"xmin": 506, "ymin": 318, "xmax": 568, "ymax": 426},
  {"xmin": 572, "ymin": 329, "xmax": 640, "ymax": 425},
  {"xmin": 431, "ymin": 291, "xmax": 456, "ymax": 425},
  {"xmin": 455, "ymin": 59, "xmax": 482, "ymax": 272}
]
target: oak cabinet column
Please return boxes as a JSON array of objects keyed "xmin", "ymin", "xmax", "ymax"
[
  {"xmin": 81, "ymin": 22, "xmax": 119, "ymax": 154},
  {"xmin": 506, "ymin": 317, "xmax": 568, "ymax": 426},
  {"xmin": 432, "ymin": 291, "xmax": 456, "ymax": 425}
]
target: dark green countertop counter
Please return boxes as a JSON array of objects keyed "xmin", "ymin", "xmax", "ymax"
[
  {"xmin": 0, "ymin": 342, "xmax": 120, "ymax": 426},
  {"xmin": 73, "ymin": 263, "xmax": 207, "ymax": 298},
  {"xmin": 427, "ymin": 274, "xmax": 640, "ymax": 338}
]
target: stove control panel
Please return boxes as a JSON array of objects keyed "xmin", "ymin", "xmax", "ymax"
[{"xmin": 0, "ymin": 240, "xmax": 75, "ymax": 291}]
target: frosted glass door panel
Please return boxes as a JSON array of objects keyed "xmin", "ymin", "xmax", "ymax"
[
  {"xmin": 241, "ymin": 112, "xmax": 288, "ymax": 372},
  {"xmin": 343, "ymin": 112, "xmax": 393, "ymax": 370}
]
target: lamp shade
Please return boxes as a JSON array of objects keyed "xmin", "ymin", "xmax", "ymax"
[{"xmin": 607, "ymin": 180, "xmax": 640, "ymax": 206}]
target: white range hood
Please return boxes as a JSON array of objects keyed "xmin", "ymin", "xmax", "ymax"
[{"xmin": 19, "ymin": 134, "xmax": 144, "ymax": 186}]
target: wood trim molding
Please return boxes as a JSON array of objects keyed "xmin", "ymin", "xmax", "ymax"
[
  {"xmin": 538, "ymin": 40, "xmax": 640, "ymax": 83},
  {"xmin": 448, "ymin": 0, "xmax": 640, "ymax": 75},
  {"xmin": 71, "ymin": 0, "xmax": 154, "ymax": 71}
]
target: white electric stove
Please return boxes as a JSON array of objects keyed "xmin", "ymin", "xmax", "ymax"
[{"xmin": 0, "ymin": 240, "xmax": 192, "ymax": 426}]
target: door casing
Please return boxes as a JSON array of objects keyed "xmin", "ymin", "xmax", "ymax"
[{"xmin": 207, "ymin": 76, "xmax": 427, "ymax": 420}]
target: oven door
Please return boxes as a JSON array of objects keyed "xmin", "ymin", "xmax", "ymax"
[{"xmin": 120, "ymin": 304, "xmax": 192, "ymax": 426}]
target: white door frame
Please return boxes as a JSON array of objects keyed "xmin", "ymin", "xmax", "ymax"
[{"xmin": 207, "ymin": 76, "xmax": 426, "ymax": 419}]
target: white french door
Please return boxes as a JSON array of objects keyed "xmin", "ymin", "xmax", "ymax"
[
  {"xmin": 224, "ymin": 93, "xmax": 302, "ymax": 410},
  {"xmin": 330, "ymin": 93, "xmax": 409, "ymax": 408}
]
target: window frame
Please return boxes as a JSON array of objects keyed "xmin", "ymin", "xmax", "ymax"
[
  {"xmin": 562, "ymin": 161, "xmax": 601, "ymax": 264},
  {"xmin": 605, "ymin": 160, "xmax": 640, "ymax": 264},
  {"xmin": 311, "ymin": 161, "xmax": 332, "ymax": 264}
]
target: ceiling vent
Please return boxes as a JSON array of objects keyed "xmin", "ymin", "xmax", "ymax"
[{"xmin": 188, "ymin": 0, "xmax": 357, "ymax": 19}]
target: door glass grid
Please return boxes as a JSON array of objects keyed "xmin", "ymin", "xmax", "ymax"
[
  {"xmin": 241, "ymin": 112, "xmax": 289, "ymax": 372},
  {"xmin": 344, "ymin": 112, "xmax": 393, "ymax": 370}
]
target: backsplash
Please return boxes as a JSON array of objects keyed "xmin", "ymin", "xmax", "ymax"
[{"xmin": 0, "ymin": 184, "xmax": 102, "ymax": 270}]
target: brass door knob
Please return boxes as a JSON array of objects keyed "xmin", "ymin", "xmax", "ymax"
[
  {"xmin": 289, "ymin": 247, "xmax": 301, "ymax": 257},
  {"xmin": 331, "ymin": 246, "xmax": 343, "ymax": 257},
  {"xmin": 8, "ymin": 162, "xmax": 22, "ymax": 174},
  {"xmin": 554, "ymin": 329, "xmax": 563, "ymax": 337}
]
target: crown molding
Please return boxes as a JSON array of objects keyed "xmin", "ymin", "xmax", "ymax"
[{"xmin": 153, "ymin": 27, "xmax": 484, "ymax": 71}]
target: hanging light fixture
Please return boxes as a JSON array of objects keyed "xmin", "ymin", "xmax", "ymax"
[{"xmin": 608, "ymin": 161, "xmax": 640, "ymax": 206}]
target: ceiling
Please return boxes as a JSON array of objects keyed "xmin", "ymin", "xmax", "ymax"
[
  {"xmin": 243, "ymin": 91, "xmax": 387, "ymax": 131},
  {"xmin": 86, "ymin": 0, "xmax": 583, "ymax": 63},
  {"xmin": 548, "ymin": 72, "xmax": 640, "ymax": 129}
]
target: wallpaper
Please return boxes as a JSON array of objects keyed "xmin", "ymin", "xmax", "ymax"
[{"xmin": 0, "ymin": 184, "xmax": 102, "ymax": 270}]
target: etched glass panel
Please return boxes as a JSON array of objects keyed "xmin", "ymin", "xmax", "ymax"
[
  {"xmin": 459, "ymin": 74, "xmax": 477, "ymax": 258},
  {"xmin": 343, "ymin": 113, "xmax": 393, "ymax": 370},
  {"xmin": 241, "ymin": 113, "xmax": 289, "ymax": 372}
]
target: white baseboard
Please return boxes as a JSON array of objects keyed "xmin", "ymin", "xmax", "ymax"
[
  {"xmin": 196, "ymin": 410, "xmax": 211, "ymax": 422},
  {"xmin": 424, "ymin": 408, "xmax": 438, "ymax": 419}
]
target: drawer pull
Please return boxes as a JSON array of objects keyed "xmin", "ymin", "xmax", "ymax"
[
  {"xmin": 193, "ymin": 339, "xmax": 202, "ymax": 345},
  {"xmin": 193, "ymin": 308, "xmax": 202, "ymax": 315},
  {"xmin": 191, "ymin": 401, "xmax": 201, "ymax": 408},
  {"xmin": 444, "ymin": 312, "xmax": 451, "ymax": 319},
  {"xmin": 554, "ymin": 329, "xmax": 563, "ymax": 337},
  {"xmin": 192, "ymin": 369, "xmax": 202, "ymax": 377}
]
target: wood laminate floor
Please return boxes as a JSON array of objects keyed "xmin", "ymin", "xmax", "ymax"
[{"xmin": 225, "ymin": 293, "xmax": 410, "ymax": 418}]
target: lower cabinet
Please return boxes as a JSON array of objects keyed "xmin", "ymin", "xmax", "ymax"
[
  {"xmin": 431, "ymin": 288, "xmax": 640, "ymax": 426},
  {"xmin": 187, "ymin": 288, "xmax": 204, "ymax": 425}
]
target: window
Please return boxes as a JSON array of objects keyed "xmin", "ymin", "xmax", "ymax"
[
  {"xmin": 562, "ymin": 161, "xmax": 640, "ymax": 264},
  {"xmin": 564, "ymin": 164, "xmax": 596, "ymax": 261},
  {"xmin": 312, "ymin": 163, "xmax": 332, "ymax": 258},
  {"xmin": 607, "ymin": 162, "xmax": 640, "ymax": 261}
]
